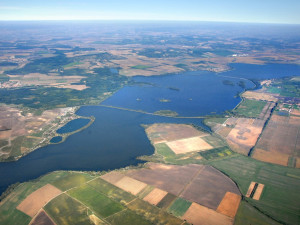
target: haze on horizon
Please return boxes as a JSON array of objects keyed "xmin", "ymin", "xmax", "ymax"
[{"xmin": 0, "ymin": 0, "xmax": 299, "ymax": 24}]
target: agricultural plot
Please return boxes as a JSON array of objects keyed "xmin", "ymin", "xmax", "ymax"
[
  {"xmin": 30, "ymin": 210, "xmax": 56, "ymax": 225},
  {"xmin": 234, "ymin": 201, "xmax": 281, "ymax": 225},
  {"xmin": 145, "ymin": 123, "xmax": 205, "ymax": 144},
  {"xmin": 242, "ymin": 91, "xmax": 278, "ymax": 102},
  {"xmin": 182, "ymin": 203, "xmax": 233, "ymax": 225},
  {"xmin": 216, "ymin": 192, "xmax": 241, "ymax": 218},
  {"xmin": 143, "ymin": 188, "xmax": 168, "ymax": 205},
  {"xmin": 127, "ymin": 198, "xmax": 184, "ymax": 225},
  {"xmin": 156, "ymin": 193, "xmax": 177, "ymax": 209},
  {"xmin": 199, "ymin": 147, "xmax": 234, "ymax": 160},
  {"xmin": 17, "ymin": 184, "xmax": 62, "ymax": 217},
  {"xmin": 87, "ymin": 177, "xmax": 135, "ymax": 204},
  {"xmin": 51, "ymin": 172, "xmax": 95, "ymax": 191},
  {"xmin": 125, "ymin": 163, "xmax": 240, "ymax": 211},
  {"xmin": 67, "ymin": 184, "xmax": 124, "ymax": 218},
  {"xmin": 145, "ymin": 123, "xmax": 226, "ymax": 163},
  {"xmin": 167, "ymin": 198, "xmax": 192, "ymax": 217},
  {"xmin": 179, "ymin": 166, "xmax": 240, "ymax": 210},
  {"xmin": 44, "ymin": 194, "xmax": 93, "ymax": 225},
  {"xmin": 253, "ymin": 114, "xmax": 300, "ymax": 167},
  {"xmin": 226, "ymin": 118, "xmax": 265, "ymax": 155},
  {"xmin": 126, "ymin": 163, "xmax": 204, "ymax": 195},
  {"xmin": 210, "ymin": 155, "xmax": 300, "ymax": 225},
  {"xmin": 106, "ymin": 209, "xmax": 152, "ymax": 225},
  {"xmin": 233, "ymin": 99, "xmax": 268, "ymax": 118},
  {"xmin": 0, "ymin": 184, "xmax": 32, "ymax": 225},
  {"xmin": 166, "ymin": 136, "xmax": 213, "ymax": 154},
  {"xmin": 114, "ymin": 176, "xmax": 147, "ymax": 196}
]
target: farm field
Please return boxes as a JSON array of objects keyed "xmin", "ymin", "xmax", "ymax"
[
  {"xmin": 253, "ymin": 113, "xmax": 300, "ymax": 167},
  {"xmin": 225, "ymin": 118, "xmax": 265, "ymax": 155},
  {"xmin": 233, "ymin": 99, "xmax": 268, "ymax": 118},
  {"xmin": 44, "ymin": 193, "xmax": 93, "ymax": 225},
  {"xmin": 0, "ymin": 160, "xmax": 290, "ymax": 225},
  {"xmin": 167, "ymin": 198, "xmax": 192, "ymax": 217},
  {"xmin": 241, "ymin": 91, "xmax": 278, "ymax": 102},
  {"xmin": 210, "ymin": 155, "xmax": 300, "ymax": 225},
  {"xmin": 30, "ymin": 210, "xmax": 56, "ymax": 225},
  {"xmin": 144, "ymin": 123, "xmax": 228, "ymax": 164},
  {"xmin": 0, "ymin": 171, "xmax": 74, "ymax": 225},
  {"xmin": 16, "ymin": 184, "xmax": 62, "ymax": 217},
  {"xmin": 67, "ymin": 184, "xmax": 124, "ymax": 218},
  {"xmin": 182, "ymin": 202, "xmax": 233, "ymax": 225}
]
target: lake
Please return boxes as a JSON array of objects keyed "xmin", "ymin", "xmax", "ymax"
[
  {"xmin": 56, "ymin": 118, "xmax": 91, "ymax": 134},
  {"xmin": 0, "ymin": 63, "xmax": 299, "ymax": 194}
]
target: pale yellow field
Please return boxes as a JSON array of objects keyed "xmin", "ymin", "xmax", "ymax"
[
  {"xmin": 182, "ymin": 203, "xmax": 233, "ymax": 225},
  {"xmin": 143, "ymin": 188, "xmax": 168, "ymax": 205},
  {"xmin": 100, "ymin": 171, "xmax": 125, "ymax": 184},
  {"xmin": 166, "ymin": 136, "xmax": 213, "ymax": 154},
  {"xmin": 242, "ymin": 91, "xmax": 278, "ymax": 102},
  {"xmin": 114, "ymin": 176, "xmax": 147, "ymax": 195}
]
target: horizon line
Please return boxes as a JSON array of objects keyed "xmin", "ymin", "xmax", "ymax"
[{"xmin": 0, "ymin": 19, "xmax": 299, "ymax": 25}]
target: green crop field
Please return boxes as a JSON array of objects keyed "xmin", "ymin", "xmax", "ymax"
[
  {"xmin": 44, "ymin": 193, "xmax": 93, "ymax": 225},
  {"xmin": 0, "ymin": 170, "xmax": 70, "ymax": 225},
  {"xmin": 127, "ymin": 198, "xmax": 183, "ymax": 225},
  {"xmin": 88, "ymin": 178, "xmax": 135, "ymax": 204},
  {"xmin": 68, "ymin": 184, "xmax": 124, "ymax": 218},
  {"xmin": 234, "ymin": 201, "xmax": 281, "ymax": 225},
  {"xmin": 0, "ymin": 183, "xmax": 31, "ymax": 225},
  {"xmin": 106, "ymin": 209, "xmax": 152, "ymax": 225},
  {"xmin": 199, "ymin": 147, "xmax": 234, "ymax": 160},
  {"xmin": 155, "ymin": 143, "xmax": 176, "ymax": 158},
  {"xmin": 210, "ymin": 155, "xmax": 300, "ymax": 225},
  {"xmin": 233, "ymin": 99, "xmax": 267, "ymax": 118},
  {"xmin": 51, "ymin": 172, "xmax": 95, "ymax": 191},
  {"xmin": 201, "ymin": 135, "xmax": 226, "ymax": 148},
  {"xmin": 167, "ymin": 198, "xmax": 192, "ymax": 217}
]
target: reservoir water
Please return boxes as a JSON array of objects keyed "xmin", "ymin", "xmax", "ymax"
[
  {"xmin": 49, "ymin": 136, "xmax": 63, "ymax": 144},
  {"xmin": 0, "ymin": 63, "xmax": 299, "ymax": 194},
  {"xmin": 56, "ymin": 118, "xmax": 91, "ymax": 134}
]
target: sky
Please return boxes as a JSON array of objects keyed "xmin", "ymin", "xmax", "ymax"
[{"xmin": 0, "ymin": 0, "xmax": 299, "ymax": 24}]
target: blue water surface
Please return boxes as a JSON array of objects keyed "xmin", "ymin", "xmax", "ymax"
[{"xmin": 0, "ymin": 63, "xmax": 299, "ymax": 194}]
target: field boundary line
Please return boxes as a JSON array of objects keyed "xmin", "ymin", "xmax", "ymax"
[
  {"xmin": 178, "ymin": 166, "xmax": 205, "ymax": 197},
  {"xmin": 65, "ymin": 192, "xmax": 112, "ymax": 225},
  {"xmin": 103, "ymin": 208, "xmax": 127, "ymax": 220}
]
